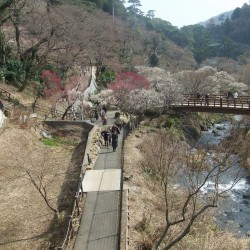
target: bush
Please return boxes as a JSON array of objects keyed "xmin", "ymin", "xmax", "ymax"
[
  {"xmin": 165, "ymin": 115, "xmax": 181, "ymax": 129},
  {"xmin": 4, "ymin": 59, "xmax": 25, "ymax": 86},
  {"xmin": 12, "ymin": 98, "xmax": 20, "ymax": 106}
]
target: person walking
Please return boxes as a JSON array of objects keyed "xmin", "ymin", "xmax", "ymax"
[
  {"xmin": 102, "ymin": 117, "xmax": 107, "ymax": 125},
  {"xmin": 233, "ymin": 92, "xmax": 238, "ymax": 100},
  {"xmin": 205, "ymin": 94, "xmax": 209, "ymax": 106},
  {"xmin": 94, "ymin": 108, "xmax": 99, "ymax": 121},
  {"xmin": 101, "ymin": 129, "xmax": 111, "ymax": 148},
  {"xmin": 115, "ymin": 114, "xmax": 122, "ymax": 130},
  {"xmin": 102, "ymin": 105, "xmax": 107, "ymax": 114},
  {"xmin": 111, "ymin": 132, "xmax": 118, "ymax": 152},
  {"xmin": 196, "ymin": 92, "xmax": 201, "ymax": 105},
  {"xmin": 227, "ymin": 91, "xmax": 233, "ymax": 99},
  {"xmin": 100, "ymin": 106, "xmax": 107, "ymax": 125},
  {"xmin": 0, "ymin": 99, "xmax": 3, "ymax": 111},
  {"xmin": 111, "ymin": 125, "xmax": 120, "ymax": 152},
  {"xmin": 111, "ymin": 124, "xmax": 120, "ymax": 134},
  {"xmin": 233, "ymin": 91, "xmax": 238, "ymax": 106}
]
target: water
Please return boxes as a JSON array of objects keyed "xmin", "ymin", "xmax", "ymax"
[{"xmin": 196, "ymin": 118, "xmax": 250, "ymax": 236}]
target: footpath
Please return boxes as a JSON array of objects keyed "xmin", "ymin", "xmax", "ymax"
[{"xmin": 74, "ymin": 112, "xmax": 123, "ymax": 250}]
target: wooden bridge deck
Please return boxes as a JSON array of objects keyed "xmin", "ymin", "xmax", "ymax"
[{"xmin": 172, "ymin": 95, "xmax": 250, "ymax": 115}]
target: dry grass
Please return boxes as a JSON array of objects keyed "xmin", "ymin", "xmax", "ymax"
[
  {"xmin": 123, "ymin": 127, "xmax": 250, "ymax": 250},
  {"xmin": 0, "ymin": 122, "xmax": 86, "ymax": 249}
]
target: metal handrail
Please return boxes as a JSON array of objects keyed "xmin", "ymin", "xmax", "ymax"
[{"xmin": 117, "ymin": 117, "xmax": 138, "ymax": 250}]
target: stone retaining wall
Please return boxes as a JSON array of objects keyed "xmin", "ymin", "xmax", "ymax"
[{"xmin": 42, "ymin": 119, "xmax": 103, "ymax": 178}]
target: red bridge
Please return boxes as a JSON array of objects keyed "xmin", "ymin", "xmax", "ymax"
[{"xmin": 172, "ymin": 95, "xmax": 250, "ymax": 115}]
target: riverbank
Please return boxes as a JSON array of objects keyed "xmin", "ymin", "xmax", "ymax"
[{"xmin": 122, "ymin": 114, "xmax": 250, "ymax": 249}]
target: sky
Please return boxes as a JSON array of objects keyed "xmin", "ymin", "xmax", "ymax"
[{"xmin": 137, "ymin": 0, "xmax": 248, "ymax": 28}]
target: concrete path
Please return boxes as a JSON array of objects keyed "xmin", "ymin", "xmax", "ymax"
[{"xmin": 74, "ymin": 111, "xmax": 123, "ymax": 250}]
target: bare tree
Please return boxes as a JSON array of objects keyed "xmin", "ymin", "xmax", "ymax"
[
  {"xmin": 140, "ymin": 130, "xmax": 243, "ymax": 250},
  {"xmin": 1, "ymin": 141, "xmax": 73, "ymax": 215},
  {"xmin": 4, "ymin": 0, "xmax": 131, "ymax": 90},
  {"xmin": 173, "ymin": 67, "xmax": 217, "ymax": 95}
]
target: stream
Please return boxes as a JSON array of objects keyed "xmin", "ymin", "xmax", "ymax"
[{"xmin": 196, "ymin": 116, "xmax": 250, "ymax": 236}]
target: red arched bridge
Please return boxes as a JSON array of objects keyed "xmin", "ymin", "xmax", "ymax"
[{"xmin": 172, "ymin": 94, "xmax": 250, "ymax": 115}]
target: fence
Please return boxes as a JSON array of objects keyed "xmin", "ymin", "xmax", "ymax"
[
  {"xmin": 0, "ymin": 87, "xmax": 11, "ymax": 102},
  {"xmin": 125, "ymin": 189, "xmax": 130, "ymax": 250},
  {"xmin": 58, "ymin": 124, "xmax": 99, "ymax": 249},
  {"xmin": 117, "ymin": 117, "xmax": 139, "ymax": 250}
]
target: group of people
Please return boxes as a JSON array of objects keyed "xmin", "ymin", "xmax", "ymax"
[
  {"xmin": 92, "ymin": 103, "xmax": 107, "ymax": 125},
  {"xmin": 227, "ymin": 91, "xmax": 238, "ymax": 100},
  {"xmin": 196, "ymin": 91, "xmax": 239, "ymax": 106},
  {"xmin": 99, "ymin": 109, "xmax": 123, "ymax": 152},
  {"xmin": 94, "ymin": 102, "xmax": 124, "ymax": 152},
  {"xmin": 196, "ymin": 92, "xmax": 209, "ymax": 106},
  {"xmin": 101, "ymin": 125, "xmax": 120, "ymax": 152}
]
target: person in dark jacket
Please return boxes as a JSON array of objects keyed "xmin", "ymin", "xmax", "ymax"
[
  {"xmin": 205, "ymin": 94, "xmax": 209, "ymax": 106},
  {"xmin": 0, "ymin": 99, "xmax": 3, "ymax": 111},
  {"xmin": 111, "ymin": 125, "xmax": 120, "ymax": 152},
  {"xmin": 111, "ymin": 133, "xmax": 118, "ymax": 152},
  {"xmin": 101, "ymin": 129, "xmax": 111, "ymax": 148}
]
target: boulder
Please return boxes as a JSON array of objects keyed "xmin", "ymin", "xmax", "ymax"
[{"xmin": 243, "ymin": 192, "xmax": 250, "ymax": 199}]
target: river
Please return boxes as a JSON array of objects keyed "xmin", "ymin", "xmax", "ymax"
[{"xmin": 196, "ymin": 116, "xmax": 250, "ymax": 236}]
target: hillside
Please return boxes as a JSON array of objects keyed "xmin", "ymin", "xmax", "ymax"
[
  {"xmin": 0, "ymin": 0, "xmax": 196, "ymax": 94},
  {"xmin": 198, "ymin": 10, "xmax": 233, "ymax": 27}
]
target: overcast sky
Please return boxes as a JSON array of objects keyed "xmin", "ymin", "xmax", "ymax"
[{"xmin": 136, "ymin": 0, "xmax": 248, "ymax": 28}]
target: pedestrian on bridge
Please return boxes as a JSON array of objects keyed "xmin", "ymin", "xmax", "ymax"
[
  {"xmin": 233, "ymin": 92, "xmax": 238, "ymax": 106},
  {"xmin": 233, "ymin": 92, "xmax": 238, "ymax": 100},
  {"xmin": 205, "ymin": 94, "xmax": 209, "ymax": 106},
  {"xmin": 227, "ymin": 91, "xmax": 233, "ymax": 99}
]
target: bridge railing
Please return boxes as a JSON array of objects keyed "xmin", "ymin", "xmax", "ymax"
[
  {"xmin": 180, "ymin": 95, "xmax": 250, "ymax": 109},
  {"xmin": 0, "ymin": 87, "xmax": 11, "ymax": 102}
]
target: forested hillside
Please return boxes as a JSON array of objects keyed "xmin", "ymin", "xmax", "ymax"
[
  {"xmin": 179, "ymin": 3, "xmax": 250, "ymax": 63},
  {"xmin": 1, "ymin": 0, "xmax": 250, "ymax": 95},
  {"xmin": 0, "ymin": 0, "xmax": 197, "ymax": 94}
]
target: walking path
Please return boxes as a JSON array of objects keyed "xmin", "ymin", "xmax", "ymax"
[{"xmin": 74, "ymin": 111, "xmax": 123, "ymax": 250}]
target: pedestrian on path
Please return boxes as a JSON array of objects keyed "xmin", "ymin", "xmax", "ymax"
[
  {"xmin": 111, "ymin": 124, "xmax": 120, "ymax": 135},
  {"xmin": 102, "ymin": 105, "xmax": 107, "ymax": 114},
  {"xmin": 94, "ymin": 108, "xmax": 99, "ymax": 121},
  {"xmin": 111, "ymin": 133, "xmax": 118, "ymax": 152},
  {"xmin": 101, "ymin": 129, "xmax": 111, "ymax": 148},
  {"xmin": 102, "ymin": 117, "xmax": 107, "ymax": 125},
  {"xmin": 114, "ymin": 114, "xmax": 122, "ymax": 130},
  {"xmin": 111, "ymin": 125, "xmax": 120, "ymax": 152},
  {"xmin": 100, "ymin": 106, "xmax": 107, "ymax": 125},
  {"xmin": 0, "ymin": 99, "xmax": 3, "ymax": 111}
]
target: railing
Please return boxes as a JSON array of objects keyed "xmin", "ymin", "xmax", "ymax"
[
  {"xmin": 0, "ymin": 87, "xmax": 12, "ymax": 102},
  {"xmin": 58, "ymin": 178, "xmax": 84, "ymax": 249},
  {"xmin": 58, "ymin": 124, "xmax": 98, "ymax": 249},
  {"xmin": 117, "ymin": 117, "xmax": 138, "ymax": 250},
  {"xmin": 125, "ymin": 189, "xmax": 130, "ymax": 250},
  {"xmin": 178, "ymin": 95, "xmax": 250, "ymax": 109}
]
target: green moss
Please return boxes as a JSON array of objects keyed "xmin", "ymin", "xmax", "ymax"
[
  {"xmin": 165, "ymin": 114, "xmax": 181, "ymax": 129},
  {"xmin": 42, "ymin": 137, "xmax": 77, "ymax": 146}
]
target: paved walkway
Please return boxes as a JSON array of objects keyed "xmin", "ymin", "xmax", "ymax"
[{"xmin": 74, "ymin": 112, "xmax": 123, "ymax": 250}]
